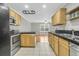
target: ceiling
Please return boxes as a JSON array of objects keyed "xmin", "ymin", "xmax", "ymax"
[{"xmin": 6, "ymin": 3, "xmax": 67, "ymax": 23}]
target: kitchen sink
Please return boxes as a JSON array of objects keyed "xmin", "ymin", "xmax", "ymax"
[{"xmin": 73, "ymin": 37, "xmax": 79, "ymax": 42}]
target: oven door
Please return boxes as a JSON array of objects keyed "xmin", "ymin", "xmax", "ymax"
[{"xmin": 10, "ymin": 35, "xmax": 20, "ymax": 50}]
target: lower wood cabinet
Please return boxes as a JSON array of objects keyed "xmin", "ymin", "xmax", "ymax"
[
  {"xmin": 48, "ymin": 34, "xmax": 52, "ymax": 46},
  {"xmin": 51, "ymin": 34, "xmax": 54, "ymax": 48},
  {"xmin": 48, "ymin": 33, "xmax": 70, "ymax": 56},
  {"xmin": 59, "ymin": 44, "xmax": 69, "ymax": 56},
  {"xmin": 54, "ymin": 36, "xmax": 59, "ymax": 56},
  {"xmin": 59, "ymin": 38, "xmax": 70, "ymax": 56},
  {"xmin": 36, "ymin": 35, "xmax": 40, "ymax": 43},
  {"xmin": 48, "ymin": 33, "xmax": 59, "ymax": 55},
  {"xmin": 21, "ymin": 34, "xmax": 35, "ymax": 47}
]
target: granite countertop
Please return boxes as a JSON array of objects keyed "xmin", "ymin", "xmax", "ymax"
[
  {"xmin": 49, "ymin": 32, "xmax": 79, "ymax": 45},
  {"xmin": 20, "ymin": 32, "xmax": 36, "ymax": 34},
  {"xmin": 11, "ymin": 34, "xmax": 20, "ymax": 37}
]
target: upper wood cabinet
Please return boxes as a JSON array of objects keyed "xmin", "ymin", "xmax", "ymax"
[
  {"xmin": 15, "ymin": 13, "xmax": 21, "ymax": 26},
  {"xmin": 9, "ymin": 9, "xmax": 21, "ymax": 26},
  {"xmin": 51, "ymin": 8, "xmax": 66, "ymax": 26},
  {"xmin": 67, "ymin": 7, "xmax": 79, "ymax": 20},
  {"xmin": 9, "ymin": 10, "xmax": 16, "ymax": 18}
]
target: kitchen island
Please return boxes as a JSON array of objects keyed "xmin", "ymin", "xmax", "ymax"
[{"xmin": 20, "ymin": 32, "xmax": 36, "ymax": 47}]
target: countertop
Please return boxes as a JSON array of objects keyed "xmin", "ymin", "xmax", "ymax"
[
  {"xmin": 10, "ymin": 32, "xmax": 36, "ymax": 37},
  {"xmin": 11, "ymin": 34, "xmax": 20, "ymax": 37},
  {"xmin": 20, "ymin": 32, "xmax": 36, "ymax": 34},
  {"xmin": 49, "ymin": 32, "xmax": 79, "ymax": 45}
]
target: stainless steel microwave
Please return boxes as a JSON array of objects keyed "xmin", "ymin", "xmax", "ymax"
[{"xmin": 9, "ymin": 16, "xmax": 16, "ymax": 25}]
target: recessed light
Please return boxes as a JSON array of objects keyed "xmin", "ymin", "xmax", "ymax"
[
  {"xmin": 25, "ymin": 5, "xmax": 29, "ymax": 8},
  {"xmin": 42, "ymin": 4, "xmax": 46, "ymax": 8}
]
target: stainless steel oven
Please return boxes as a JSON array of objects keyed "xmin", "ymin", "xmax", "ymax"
[{"xmin": 10, "ymin": 34, "xmax": 20, "ymax": 56}]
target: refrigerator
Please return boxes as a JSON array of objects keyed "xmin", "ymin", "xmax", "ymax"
[{"xmin": 0, "ymin": 4, "xmax": 10, "ymax": 56}]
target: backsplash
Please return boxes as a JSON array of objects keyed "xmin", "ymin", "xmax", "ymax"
[
  {"xmin": 55, "ymin": 30, "xmax": 72, "ymax": 34},
  {"xmin": 55, "ymin": 30, "xmax": 79, "ymax": 36},
  {"xmin": 74, "ymin": 31, "xmax": 79, "ymax": 36},
  {"xmin": 51, "ymin": 25, "xmax": 65, "ymax": 31}
]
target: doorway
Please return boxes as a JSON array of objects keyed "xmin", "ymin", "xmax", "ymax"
[{"xmin": 39, "ymin": 23, "xmax": 50, "ymax": 42}]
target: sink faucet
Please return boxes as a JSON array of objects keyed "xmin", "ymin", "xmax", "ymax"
[{"xmin": 72, "ymin": 29, "xmax": 75, "ymax": 39}]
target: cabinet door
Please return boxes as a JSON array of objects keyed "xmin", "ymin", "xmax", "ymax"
[
  {"xmin": 59, "ymin": 44, "xmax": 69, "ymax": 56},
  {"xmin": 21, "ymin": 34, "xmax": 27, "ymax": 46},
  {"xmin": 59, "ymin": 38, "xmax": 69, "ymax": 46},
  {"xmin": 48, "ymin": 34, "xmax": 50, "ymax": 44},
  {"xmin": 48, "ymin": 34, "xmax": 52, "ymax": 45},
  {"xmin": 54, "ymin": 36, "xmax": 59, "ymax": 56},
  {"xmin": 59, "ymin": 38, "xmax": 70, "ymax": 56},
  {"xmin": 15, "ymin": 13, "xmax": 21, "ymax": 26},
  {"xmin": 60, "ymin": 8, "xmax": 66, "ymax": 24},
  {"xmin": 27, "ymin": 35, "xmax": 35, "ymax": 46},
  {"xmin": 24, "ymin": 35, "xmax": 31, "ymax": 46},
  {"xmin": 55, "ymin": 11, "xmax": 60, "ymax": 25},
  {"xmin": 52, "ymin": 8, "xmax": 66, "ymax": 25},
  {"xmin": 52, "ymin": 15, "xmax": 55, "ymax": 25},
  {"xmin": 36, "ymin": 35, "xmax": 40, "ymax": 43},
  {"xmin": 51, "ymin": 34, "xmax": 54, "ymax": 48},
  {"xmin": 21, "ymin": 34, "xmax": 35, "ymax": 47},
  {"xmin": 9, "ymin": 10, "xmax": 16, "ymax": 17}
]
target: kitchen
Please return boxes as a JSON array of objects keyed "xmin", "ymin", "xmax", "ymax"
[{"xmin": 0, "ymin": 3, "xmax": 79, "ymax": 56}]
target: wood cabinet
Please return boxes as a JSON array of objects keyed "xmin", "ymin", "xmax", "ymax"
[
  {"xmin": 9, "ymin": 9, "xmax": 21, "ymax": 26},
  {"xmin": 21, "ymin": 34, "xmax": 35, "ymax": 47},
  {"xmin": 51, "ymin": 34, "xmax": 54, "ymax": 48},
  {"xmin": 67, "ymin": 7, "xmax": 79, "ymax": 20},
  {"xmin": 52, "ymin": 8, "xmax": 66, "ymax": 25},
  {"xmin": 48, "ymin": 33, "xmax": 59, "ymax": 55},
  {"xmin": 15, "ymin": 13, "xmax": 21, "ymax": 25},
  {"xmin": 54, "ymin": 35, "xmax": 59, "ymax": 56},
  {"xmin": 48, "ymin": 33, "xmax": 70, "ymax": 56},
  {"xmin": 9, "ymin": 10, "xmax": 16, "ymax": 18},
  {"xmin": 59, "ymin": 44, "xmax": 69, "ymax": 56},
  {"xmin": 59, "ymin": 38, "xmax": 70, "ymax": 56},
  {"xmin": 48, "ymin": 33, "xmax": 52, "ymax": 46},
  {"xmin": 36, "ymin": 35, "xmax": 40, "ymax": 43}
]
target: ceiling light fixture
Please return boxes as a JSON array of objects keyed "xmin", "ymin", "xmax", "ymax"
[
  {"xmin": 42, "ymin": 4, "xmax": 46, "ymax": 8},
  {"xmin": 25, "ymin": 5, "xmax": 29, "ymax": 8}
]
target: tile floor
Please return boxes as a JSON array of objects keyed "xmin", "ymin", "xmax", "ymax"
[
  {"xmin": 15, "ymin": 42, "xmax": 55, "ymax": 56},
  {"xmin": 15, "ymin": 35, "xmax": 55, "ymax": 56}
]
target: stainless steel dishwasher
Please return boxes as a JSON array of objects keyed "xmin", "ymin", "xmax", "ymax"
[{"xmin": 70, "ymin": 42, "xmax": 79, "ymax": 56}]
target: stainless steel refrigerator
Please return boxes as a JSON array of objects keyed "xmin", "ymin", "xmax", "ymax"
[{"xmin": 0, "ymin": 4, "xmax": 10, "ymax": 56}]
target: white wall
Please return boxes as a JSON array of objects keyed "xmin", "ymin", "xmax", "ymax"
[
  {"xmin": 31, "ymin": 23, "xmax": 51, "ymax": 33},
  {"xmin": 10, "ymin": 17, "xmax": 31, "ymax": 32},
  {"xmin": 19, "ymin": 17, "xmax": 31, "ymax": 32}
]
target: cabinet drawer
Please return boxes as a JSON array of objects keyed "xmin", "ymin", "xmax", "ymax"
[
  {"xmin": 20, "ymin": 34, "xmax": 35, "ymax": 47},
  {"xmin": 59, "ymin": 45, "xmax": 69, "ymax": 56},
  {"xmin": 59, "ymin": 38, "xmax": 69, "ymax": 46}
]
